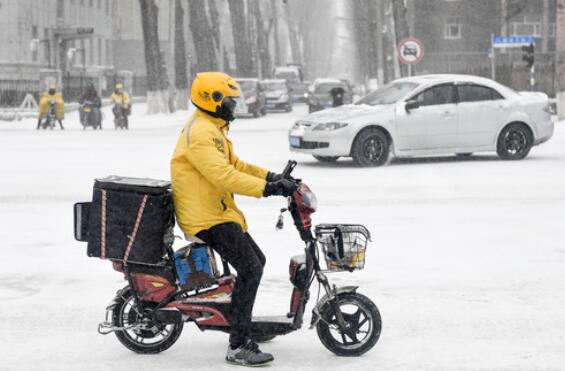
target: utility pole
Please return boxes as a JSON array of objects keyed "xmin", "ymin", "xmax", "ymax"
[{"xmin": 556, "ymin": 0, "xmax": 565, "ymax": 119}]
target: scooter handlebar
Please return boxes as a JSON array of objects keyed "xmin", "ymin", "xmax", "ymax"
[{"xmin": 281, "ymin": 160, "xmax": 297, "ymax": 180}]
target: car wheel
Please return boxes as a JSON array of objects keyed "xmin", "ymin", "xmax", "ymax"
[
  {"xmin": 313, "ymin": 155, "xmax": 340, "ymax": 162},
  {"xmin": 496, "ymin": 123, "xmax": 533, "ymax": 160},
  {"xmin": 351, "ymin": 128, "xmax": 390, "ymax": 167}
]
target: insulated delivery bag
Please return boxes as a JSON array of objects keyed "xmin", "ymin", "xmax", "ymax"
[{"xmin": 74, "ymin": 176, "xmax": 175, "ymax": 266}]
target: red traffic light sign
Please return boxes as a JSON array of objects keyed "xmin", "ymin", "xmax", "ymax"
[{"xmin": 398, "ymin": 37, "xmax": 424, "ymax": 65}]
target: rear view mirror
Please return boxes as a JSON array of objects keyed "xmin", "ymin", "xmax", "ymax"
[{"xmin": 405, "ymin": 100, "xmax": 420, "ymax": 112}]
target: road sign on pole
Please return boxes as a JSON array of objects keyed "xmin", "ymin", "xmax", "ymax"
[
  {"xmin": 398, "ymin": 37, "xmax": 424, "ymax": 66},
  {"xmin": 492, "ymin": 35, "xmax": 535, "ymax": 48}
]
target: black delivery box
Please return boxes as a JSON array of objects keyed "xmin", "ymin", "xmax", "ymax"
[{"xmin": 82, "ymin": 176, "xmax": 174, "ymax": 266}]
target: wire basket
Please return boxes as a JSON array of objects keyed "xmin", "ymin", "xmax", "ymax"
[{"xmin": 315, "ymin": 224, "xmax": 371, "ymax": 272}]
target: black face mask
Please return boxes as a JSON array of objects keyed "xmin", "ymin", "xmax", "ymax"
[
  {"xmin": 216, "ymin": 97, "xmax": 237, "ymax": 122},
  {"xmin": 48, "ymin": 89, "xmax": 56, "ymax": 95}
]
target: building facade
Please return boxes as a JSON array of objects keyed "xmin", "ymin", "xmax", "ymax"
[
  {"xmin": 410, "ymin": 0, "xmax": 557, "ymax": 93},
  {"xmin": 0, "ymin": 0, "xmax": 177, "ymax": 106}
]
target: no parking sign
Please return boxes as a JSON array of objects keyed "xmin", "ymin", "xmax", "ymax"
[{"xmin": 398, "ymin": 37, "xmax": 424, "ymax": 65}]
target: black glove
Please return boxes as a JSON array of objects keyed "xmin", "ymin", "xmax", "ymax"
[
  {"xmin": 266, "ymin": 171, "xmax": 283, "ymax": 182},
  {"xmin": 267, "ymin": 171, "xmax": 298, "ymax": 182},
  {"xmin": 263, "ymin": 179, "xmax": 298, "ymax": 197}
]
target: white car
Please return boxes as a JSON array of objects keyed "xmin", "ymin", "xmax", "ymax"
[{"xmin": 289, "ymin": 74, "xmax": 554, "ymax": 167}]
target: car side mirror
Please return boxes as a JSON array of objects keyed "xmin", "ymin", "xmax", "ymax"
[{"xmin": 405, "ymin": 100, "xmax": 420, "ymax": 112}]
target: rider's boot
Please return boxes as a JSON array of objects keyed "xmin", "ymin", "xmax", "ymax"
[
  {"xmin": 226, "ymin": 339, "xmax": 274, "ymax": 366},
  {"xmin": 36, "ymin": 119, "xmax": 41, "ymax": 130},
  {"xmin": 58, "ymin": 120, "xmax": 65, "ymax": 130}
]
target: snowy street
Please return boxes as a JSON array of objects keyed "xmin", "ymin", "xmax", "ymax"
[{"xmin": 1, "ymin": 104, "xmax": 565, "ymax": 370}]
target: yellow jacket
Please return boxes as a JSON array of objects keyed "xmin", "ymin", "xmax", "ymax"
[
  {"xmin": 171, "ymin": 109, "xmax": 268, "ymax": 236},
  {"xmin": 111, "ymin": 92, "xmax": 130, "ymax": 107},
  {"xmin": 38, "ymin": 91, "xmax": 65, "ymax": 120}
]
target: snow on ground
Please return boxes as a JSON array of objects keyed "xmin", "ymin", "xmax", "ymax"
[{"xmin": 1, "ymin": 104, "xmax": 564, "ymax": 370}]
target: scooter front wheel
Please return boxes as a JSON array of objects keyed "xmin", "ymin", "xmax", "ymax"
[
  {"xmin": 316, "ymin": 292, "xmax": 381, "ymax": 356},
  {"xmin": 112, "ymin": 288, "xmax": 183, "ymax": 354}
]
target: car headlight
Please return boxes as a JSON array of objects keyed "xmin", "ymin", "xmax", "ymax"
[
  {"xmin": 245, "ymin": 96, "xmax": 257, "ymax": 104},
  {"xmin": 313, "ymin": 122, "xmax": 348, "ymax": 131}
]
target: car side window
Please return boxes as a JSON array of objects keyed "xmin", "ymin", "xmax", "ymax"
[
  {"xmin": 458, "ymin": 84, "xmax": 503, "ymax": 102},
  {"xmin": 412, "ymin": 84, "xmax": 455, "ymax": 107}
]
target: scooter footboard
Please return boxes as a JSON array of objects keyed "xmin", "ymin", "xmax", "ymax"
[{"xmin": 249, "ymin": 316, "xmax": 295, "ymax": 337}]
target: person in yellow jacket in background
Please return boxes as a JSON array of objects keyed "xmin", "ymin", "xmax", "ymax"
[
  {"xmin": 37, "ymin": 84, "xmax": 65, "ymax": 129},
  {"xmin": 111, "ymin": 83, "xmax": 131, "ymax": 128},
  {"xmin": 171, "ymin": 72, "xmax": 296, "ymax": 366}
]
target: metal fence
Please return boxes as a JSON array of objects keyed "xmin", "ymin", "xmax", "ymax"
[{"xmin": 0, "ymin": 80, "xmax": 41, "ymax": 108}]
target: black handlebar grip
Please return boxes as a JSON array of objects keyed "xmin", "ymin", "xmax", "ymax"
[{"xmin": 281, "ymin": 160, "xmax": 297, "ymax": 179}]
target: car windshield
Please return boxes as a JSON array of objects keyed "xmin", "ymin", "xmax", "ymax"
[
  {"xmin": 356, "ymin": 82, "xmax": 419, "ymax": 106},
  {"xmin": 237, "ymin": 81, "xmax": 256, "ymax": 92},
  {"xmin": 262, "ymin": 82, "xmax": 287, "ymax": 91},
  {"xmin": 314, "ymin": 82, "xmax": 344, "ymax": 94},
  {"xmin": 274, "ymin": 71, "xmax": 299, "ymax": 82}
]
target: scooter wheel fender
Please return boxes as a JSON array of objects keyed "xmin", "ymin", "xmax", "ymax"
[
  {"xmin": 315, "ymin": 290, "xmax": 381, "ymax": 357},
  {"xmin": 312, "ymin": 286, "xmax": 359, "ymax": 316}
]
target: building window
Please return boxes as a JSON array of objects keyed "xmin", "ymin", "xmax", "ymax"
[
  {"xmin": 31, "ymin": 25, "xmax": 38, "ymax": 62},
  {"xmin": 98, "ymin": 0, "xmax": 101, "ymax": 9},
  {"xmin": 98, "ymin": 38, "xmax": 102, "ymax": 65},
  {"xmin": 106, "ymin": 39, "xmax": 111, "ymax": 65},
  {"xmin": 105, "ymin": 0, "xmax": 109, "ymax": 14},
  {"xmin": 89, "ymin": 0, "xmax": 93, "ymax": 7},
  {"xmin": 511, "ymin": 17, "xmax": 541, "ymax": 37},
  {"xmin": 444, "ymin": 17, "xmax": 461, "ymax": 39},
  {"xmin": 548, "ymin": 23, "xmax": 556, "ymax": 38}
]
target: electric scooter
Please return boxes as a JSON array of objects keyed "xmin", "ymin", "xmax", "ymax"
[
  {"xmin": 40, "ymin": 100, "xmax": 57, "ymax": 130},
  {"xmin": 91, "ymin": 161, "xmax": 382, "ymax": 356}
]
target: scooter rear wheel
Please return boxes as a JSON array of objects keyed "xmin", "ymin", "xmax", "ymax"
[
  {"xmin": 316, "ymin": 292, "xmax": 381, "ymax": 356},
  {"xmin": 113, "ymin": 288, "xmax": 183, "ymax": 354}
]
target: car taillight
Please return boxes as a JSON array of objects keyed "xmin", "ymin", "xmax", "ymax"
[{"xmin": 543, "ymin": 103, "xmax": 555, "ymax": 115}]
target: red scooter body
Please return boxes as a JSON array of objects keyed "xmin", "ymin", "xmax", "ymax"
[{"xmin": 93, "ymin": 160, "xmax": 380, "ymax": 357}]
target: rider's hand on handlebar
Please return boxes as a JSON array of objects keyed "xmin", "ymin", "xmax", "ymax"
[
  {"xmin": 267, "ymin": 171, "xmax": 297, "ymax": 182},
  {"xmin": 263, "ymin": 178, "xmax": 298, "ymax": 198}
]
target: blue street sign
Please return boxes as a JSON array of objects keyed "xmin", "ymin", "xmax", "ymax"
[{"xmin": 492, "ymin": 35, "xmax": 535, "ymax": 47}]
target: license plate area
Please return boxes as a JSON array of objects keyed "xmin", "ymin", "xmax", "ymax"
[{"xmin": 289, "ymin": 136, "xmax": 301, "ymax": 147}]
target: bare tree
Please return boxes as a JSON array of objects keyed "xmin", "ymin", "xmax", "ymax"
[
  {"xmin": 269, "ymin": 0, "xmax": 282, "ymax": 66},
  {"xmin": 228, "ymin": 0, "xmax": 255, "ymax": 76},
  {"xmin": 352, "ymin": 1, "xmax": 381, "ymax": 84},
  {"xmin": 556, "ymin": 0, "xmax": 565, "ymax": 119},
  {"xmin": 174, "ymin": 0, "xmax": 188, "ymax": 109},
  {"xmin": 284, "ymin": 3, "xmax": 303, "ymax": 64},
  {"xmin": 391, "ymin": 0, "xmax": 410, "ymax": 77},
  {"xmin": 187, "ymin": 0, "xmax": 218, "ymax": 73},
  {"xmin": 208, "ymin": 0, "xmax": 222, "ymax": 68},
  {"xmin": 139, "ymin": 0, "xmax": 170, "ymax": 114},
  {"xmin": 251, "ymin": 0, "xmax": 271, "ymax": 78}
]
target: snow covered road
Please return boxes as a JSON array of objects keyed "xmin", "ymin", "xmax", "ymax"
[{"xmin": 1, "ymin": 104, "xmax": 564, "ymax": 370}]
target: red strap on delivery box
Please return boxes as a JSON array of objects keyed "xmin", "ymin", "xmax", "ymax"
[
  {"xmin": 101, "ymin": 190, "xmax": 107, "ymax": 259},
  {"xmin": 123, "ymin": 195, "xmax": 149, "ymax": 263}
]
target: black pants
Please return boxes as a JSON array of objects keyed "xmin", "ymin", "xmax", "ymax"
[
  {"xmin": 36, "ymin": 118, "xmax": 64, "ymax": 129},
  {"xmin": 197, "ymin": 222, "xmax": 266, "ymax": 347}
]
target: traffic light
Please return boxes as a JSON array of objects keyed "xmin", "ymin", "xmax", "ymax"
[{"xmin": 521, "ymin": 43, "xmax": 534, "ymax": 68}]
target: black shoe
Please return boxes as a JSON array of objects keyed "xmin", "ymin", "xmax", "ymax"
[{"xmin": 226, "ymin": 339, "xmax": 274, "ymax": 366}]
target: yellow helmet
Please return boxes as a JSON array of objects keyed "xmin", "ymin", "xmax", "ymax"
[{"xmin": 190, "ymin": 72, "xmax": 241, "ymax": 121}]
